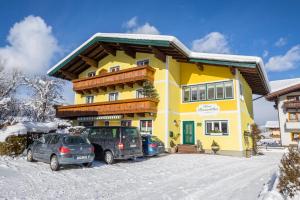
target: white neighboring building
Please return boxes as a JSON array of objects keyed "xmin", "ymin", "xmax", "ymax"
[
  {"xmin": 266, "ymin": 78, "xmax": 300, "ymax": 146},
  {"xmin": 264, "ymin": 121, "xmax": 280, "ymax": 143}
]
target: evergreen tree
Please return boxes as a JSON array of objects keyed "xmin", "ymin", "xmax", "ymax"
[
  {"xmin": 251, "ymin": 123, "xmax": 261, "ymax": 155},
  {"xmin": 278, "ymin": 147, "xmax": 300, "ymax": 198},
  {"xmin": 142, "ymin": 81, "xmax": 159, "ymax": 99}
]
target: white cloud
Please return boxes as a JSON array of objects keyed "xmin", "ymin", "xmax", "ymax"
[
  {"xmin": 275, "ymin": 37, "xmax": 287, "ymax": 47},
  {"xmin": 123, "ymin": 16, "xmax": 138, "ymax": 29},
  {"xmin": 265, "ymin": 45, "xmax": 300, "ymax": 72},
  {"xmin": 263, "ymin": 50, "xmax": 269, "ymax": 58},
  {"xmin": 253, "ymin": 95, "xmax": 277, "ymax": 125},
  {"xmin": 0, "ymin": 15, "xmax": 60, "ymax": 73},
  {"xmin": 192, "ymin": 32, "xmax": 230, "ymax": 54},
  {"xmin": 124, "ymin": 17, "xmax": 160, "ymax": 35}
]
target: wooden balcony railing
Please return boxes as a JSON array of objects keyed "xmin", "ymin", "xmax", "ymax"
[
  {"xmin": 72, "ymin": 65, "xmax": 155, "ymax": 93},
  {"xmin": 55, "ymin": 98, "xmax": 158, "ymax": 118},
  {"xmin": 284, "ymin": 100, "xmax": 300, "ymax": 109}
]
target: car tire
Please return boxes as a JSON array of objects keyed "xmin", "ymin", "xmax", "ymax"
[
  {"xmin": 104, "ymin": 151, "xmax": 114, "ymax": 164},
  {"xmin": 27, "ymin": 149, "xmax": 34, "ymax": 162},
  {"xmin": 50, "ymin": 155, "xmax": 60, "ymax": 171},
  {"xmin": 83, "ymin": 162, "xmax": 93, "ymax": 168}
]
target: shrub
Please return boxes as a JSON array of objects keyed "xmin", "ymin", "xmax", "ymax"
[
  {"xmin": 251, "ymin": 123, "xmax": 261, "ymax": 155},
  {"xmin": 278, "ymin": 147, "xmax": 300, "ymax": 198},
  {"xmin": 0, "ymin": 135, "xmax": 27, "ymax": 156}
]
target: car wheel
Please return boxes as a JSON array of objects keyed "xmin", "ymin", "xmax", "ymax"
[
  {"xmin": 27, "ymin": 149, "xmax": 34, "ymax": 162},
  {"xmin": 83, "ymin": 162, "xmax": 93, "ymax": 168},
  {"xmin": 104, "ymin": 151, "xmax": 114, "ymax": 164},
  {"xmin": 50, "ymin": 155, "xmax": 60, "ymax": 171}
]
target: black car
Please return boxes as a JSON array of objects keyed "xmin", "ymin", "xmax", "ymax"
[{"xmin": 86, "ymin": 126, "xmax": 143, "ymax": 164}]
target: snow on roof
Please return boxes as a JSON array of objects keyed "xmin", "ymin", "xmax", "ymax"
[
  {"xmin": 269, "ymin": 78, "xmax": 300, "ymax": 93},
  {"xmin": 265, "ymin": 121, "xmax": 280, "ymax": 128},
  {"xmin": 0, "ymin": 122, "xmax": 58, "ymax": 142},
  {"xmin": 47, "ymin": 33, "xmax": 270, "ymax": 92}
]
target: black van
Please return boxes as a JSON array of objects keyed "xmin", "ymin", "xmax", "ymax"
[{"xmin": 86, "ymin": 126, "xmax": 143, "ymax": 164}]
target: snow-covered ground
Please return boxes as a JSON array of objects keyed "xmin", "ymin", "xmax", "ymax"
[{"xmin": 0, "ymin": 151, "xmax": 283, "ymax": 200}]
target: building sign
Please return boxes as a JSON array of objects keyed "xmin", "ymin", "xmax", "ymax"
[
  {"xmin": 78, "ymin": 115, "xmax": 123, "ymax": 121},
  {"xmin": 196, "ymin": 104, "xmax": 220, "ymax": 115}
]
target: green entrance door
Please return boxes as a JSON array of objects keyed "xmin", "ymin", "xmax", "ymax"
[{"xmin": 183, "ymin": 121, "xmax": 195, "ymax": 144}]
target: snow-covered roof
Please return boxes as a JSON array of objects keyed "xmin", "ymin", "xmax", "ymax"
[
  {"xmin": 269, "ymin": 78, "xmax": 300, "ymax": 93},
  {"xmin": 265, "ymin": 121, "xmax": 279, "ymax": 128},
  {"xmin": 47, "ymin": 33, "xmax": 270, "ymax": 94},
  {"xmin": 266, "ymin": 78, "xmax": 300, "ymax": 100}
]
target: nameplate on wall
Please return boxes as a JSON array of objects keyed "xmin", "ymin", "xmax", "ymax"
[{"xmin": 196, "ymin": 104, "xmax": 220, "ymax": 115}]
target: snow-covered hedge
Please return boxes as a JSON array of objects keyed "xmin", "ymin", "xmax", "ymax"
[{"xmin": 0, "ymin": 121, "xmax": 58, "ymax": 142}]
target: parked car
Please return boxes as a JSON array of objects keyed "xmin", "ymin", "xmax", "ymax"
[
  {"xmin": 27, "ymin": 133, "xmax": 95, "ymax": 171},
  {"xmin": 86, "ymin": 126, "xmax": 143, "ymax": 164},
  {"xmin": 141, "ymin": 134, "xmax": 165, "ymax": 156}
]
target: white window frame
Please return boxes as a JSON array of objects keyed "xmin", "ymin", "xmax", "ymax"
[
  {"xmin": 108, "ymin": 92, "xmax": 119, "ymax": 101},
  {"xmin": 85, "ymin": 96, "xmax": 94, "ymax": 104},
  {"xmin": 207, "ymin": 83, "xmax": 215, "ymax": 100},
  {"xmin": 109, "ymin": 66, "xmax": 120, "ymax": 72},
  {"xmin": 215, "ymin": 82, "xmax": 224, "ymax": 100},
  {"xmin": 224, "ymin": 81, "xmax": 234, "ymax": 99},
  {"xmin": 205, "ymin": 120, "xmax": 229, "ymax": 136},
  {"xmin": 136, "ymin": 89, "xmax": 144, "ymax": 98},
  {"xmin": 87, "ymin": 71, "xmax": 96, "ymax": 77},
  {"xmin": 136, "ymin": 59, "xmax": 149, "ymax": 66},
  {"xmin": 139, "ymin": 120, "xmax": 153, "ymax": 134}
]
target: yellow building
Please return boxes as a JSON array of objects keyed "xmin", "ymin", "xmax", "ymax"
[{"xmin": 48, "ymin": 33, "xmax": 270, "ymax": 156}]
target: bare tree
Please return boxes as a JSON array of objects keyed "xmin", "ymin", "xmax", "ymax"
[{"xmin": 23, "ymin": 75, "xmax": 65, "ymax": 122}]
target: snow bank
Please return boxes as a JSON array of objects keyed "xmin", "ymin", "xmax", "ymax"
[
  {"xmin": 0, "ymin": 121, "xmax": 58, "ymax": 142},
  {"xmin": 259, "ymin": 170, "xmax": 300, "ymax": 200}
]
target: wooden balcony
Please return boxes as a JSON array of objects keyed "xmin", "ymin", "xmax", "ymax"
[
  {"xmin": 72, "ymin": 65, "xmax": 155, "ymax": 93},
  {"xmin": 284, "ymin": 100, "xmax": 300, "ymax": 109},
  {"xmin": 55, "ymin": 98, "xmax": 158, "ymax": 119}
]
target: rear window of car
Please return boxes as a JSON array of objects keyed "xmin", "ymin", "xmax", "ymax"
[
  {"xmin": 150, "ymin": 136, "xmax": 161, "ymax": 143},
  {"xmin": 123, "ymin": 128, "xmax": 138, "ymax": 137},
  {"xmin": 63, "ymin": 136, "xmax": 87, "ymax": 145}
]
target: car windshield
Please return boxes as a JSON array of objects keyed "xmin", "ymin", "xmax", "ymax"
[
  {"xmin": 63, "ymin": 136, "xmax": 87, "ymax": 145},
  {"xmin": 123, "ymin": 127, "xmax": 138, "ymax": 137}
]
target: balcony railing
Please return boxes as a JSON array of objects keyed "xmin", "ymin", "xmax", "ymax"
[
  {"xmin": 55, "ymin": 98, "xmax": 158, "ymax": 118},
  {"xmin": 72, "ymin": 65, "xmax": 155, "ymax": 93},
  {"xmin": 286, "ymin": 121, "xmax": 300, "ymax": 130},
  {"xmin": 283, "ymin": 100, "xmax": 300, "ymax": 109}
]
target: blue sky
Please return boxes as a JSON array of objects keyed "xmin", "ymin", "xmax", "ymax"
[{"xmin": 1, "ymin": 0, "xmax": 300, "ymax": 124}]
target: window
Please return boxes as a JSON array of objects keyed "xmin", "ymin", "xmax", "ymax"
[
  {"xmin": 207, "ymin": 83, "xmax": 215, "ymax": 100},
  {"xmin": 136, "ymin": 89, "xmax": 144, "ymax": 98},
  {"xmin": 79, "ymin": 121, "xmax": 94, "ymax": 127},
  {"xmin": 205, "ymin": 120, "xmax": 229, "ymax": 135},
  {"xmin": 104, "ymin": 121, "xmax": 109, "ymax": 126},
  {"xmin": 291, "ymin": 133, "xmax": 300, "ymax": 142},
  {"xmin": 183, "ymin": 86, "xmax": 190, "ymax": 102},
  {"xmin": 239, "ymin": 82, "xmax": 244, "ymax": 99},
  {"xmin": 289, "ymin": 112, "xmax": 300, "ymax": 121},
  {"xmin": 140, "ymin": 120, "xmax": 152, "ymax": 134},
  {"xmin": 216, "ymin": 82, "xmax": 224, "ymax": 99},
  {"xmin": 49, "ymin": 135, "xmax": 60, "ymax": 144},
  {"xmin": 110, "ymin": 66, "xmax": 120, "ymax": 72},
  {"xmin": 191, "ymin": 85, "xmax": 198, "ymax": 101},
  {"xmin": 224, "ymin": 81, "xmax": 233, "ymax": 99},
  {"xmin": 287, "ymin": 96, "xmax": 300, "ymax": 101},
  {"xmin": 109, "ymin": 92, "xmax": 118, "ymax": 101},
  {"xmin": 86, "ymin": 96, "xmax": 94, "ymax": 104},
  {"xmin": 182, "ymin": 80, "xmax": 234, "ymax": 102},
  {"xmin": 121, "ymin": 120, "xmax": 132, "ymax": 127},
  {"xmin": 87, "ymin": 71, "xmax": 96, "ymax": 77},
  {"xmin": 199, "ymin": 85, "xmax": 206, "ymax": 100},
  {"xmin": 137, "ymin": 59, "xmax": 149, "ymax": 66}
]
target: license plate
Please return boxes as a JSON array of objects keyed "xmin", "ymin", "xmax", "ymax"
[
  {"xmin": 77, "ymin": 156, "xmax": 88, "ymax": 160},
  {"xmin": 130, "ymin": 144, "xmax": 136, "ymax": 148}
]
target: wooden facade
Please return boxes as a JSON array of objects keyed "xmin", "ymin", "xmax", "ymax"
[
  {"xmin": 72, "ymin": 65, "xmax": 155, "ymax": 93},
  {"xmin": 56, "ymin": 98, "xmax": 158, "ymax": 118}
]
